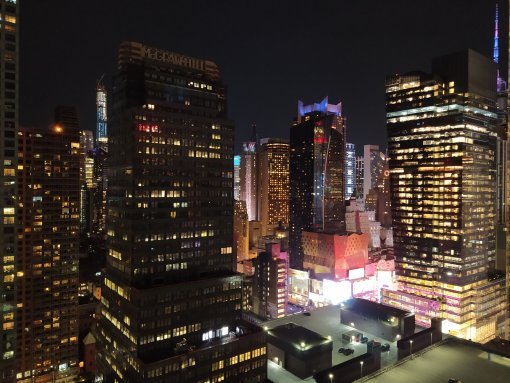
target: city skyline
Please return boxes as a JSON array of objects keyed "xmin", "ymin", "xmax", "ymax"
[
  {"xmin": 20, "ymin": 0, "xmax": 500, "ymax": 152},
  {"xmin": 3, "ymin": 1, "xmax": 510, "ymax": 382}
]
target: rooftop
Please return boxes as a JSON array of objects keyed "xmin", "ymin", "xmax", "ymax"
[
  {"xmin": 365, "ymin": 338, "xmax": 510, "ymax": 383},
  {"xmin": 342, "ymin": 298, "xmax": 412, "ymax": 320},
  {"xmin": 268, "ymin": 323, "xmax": 330, "ymax": 350}
]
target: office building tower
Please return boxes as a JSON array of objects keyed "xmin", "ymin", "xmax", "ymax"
[
  {"xmin": 234, "ymin": 155, "xmax": 241, "ymax": 200},
  {"xmin": 376, "ymin": 166, "xmax": 392, "ymax": 228},
  {"xmin": 234, "ymin": 200, "xmax": 249, "ymax": 273},
  {"xmin": 493, "ymin": 3, "xmax": 509, "ymax": 277},
  {"xmin": 79, "ymin": 130, "xmax": 95, "ymax": 237},
  {"xmin": 93, "ymin": 83, "xmax": 108, "ymax": 236},
  {"xmin": 382, "ymin": 50, "xmax": 507, "ymax": 342},
  {"xmin": 252, "ymin": 243, "xmax": 287, "ymax": 319},
  {"xmin": 289, "ymin": 97, "xmax": 346, "ymax": 269},
  {"xmin": 95, "ymin": 42, "xmax": 266, "ymax": 383},
  {"xmin": 355, "ymin": 156, "xmax": 364, "ymax": 199},
  {"xmin": 345, "ymin": 143, "xmax": 356, "ymax": 200},
  {"xmin": 363, "ymin": 145, "xmax": 386, "ymax": 200},
  {"xmin": 17, "ymin": 107, "xmax": 81, "ymax": 382},
  {"xmin": 96, "ymin": 80, "xmax": 108, "ymax": 148},
  {"xmin": 257, "ymin": 138, "xmax": 289, "ymax": 236},
  {"xmin": 0, "ymin": 1, "xmax": 18, "ymax": 380},
  {"xmin": 240, "ymin": 141, "xmax": 257, "ymax": 221}
]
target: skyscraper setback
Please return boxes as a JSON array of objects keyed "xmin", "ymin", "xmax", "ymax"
[
  {"xmin": 0, "ymin": 0, "xmax": 18, "ymax": 380},
  {"xmin": 382, "ymin": 50, "xmax": 507, "ymax": 342},
  {"xmin": 95, "ymin": 42, "xmax": 266, "ymax": 383},
  {"xmin": 289, "ymin": 98, "xmax": 346, "ymax": 269}
]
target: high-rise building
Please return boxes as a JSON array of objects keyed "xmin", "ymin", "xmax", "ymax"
[
  {"xmin": 362, "ymin": 145, "xmax": 386, "ymax": 200},
  {"xmin": 257, "ymin": 137, "xmax": 289, "ymax": 236},
  {"xmin": 252, "ymin": 243, "xmax": 287, "ymax": 319},
  {"xmin": 96, "ymin": 80, "xmax": 108, "ymax": 148},
  {"xmin": 382, "ymin": 50, "xmax": 507, "ymax": 342},
  {"xmin": 93, "ymin": 83, "xmax": 108, "ymax": 236},
  {"xmin": 289, "ymin": 97, "xmax": 346, "ymax": 269},
  {"xmin": 355, "ymin": 156, "xmax": 364, "ymax": 199},
  {"xmin": 345, "ymin": 143, "xmax": 356, "ymax": 200},
  {"xmin": 79, "ymin": 130, "xmax": 95, "ymax": 237},
  {"xmin": 16, "ymin": 107, "xmax": 81, "ymax": 382},
  {"xmin": 233, "ymin": 155, "xmax": 241, "ymax": 200},
  {"xmin": 240, "ymin": 141, "xmax": 257, "ymax": 221},
  {"xmin": 95, "ymin": 42, "xmax": 266, "ymax": 383},
  {"xmin": 0, "ymin": 1, "xmax": 18, "ymax": 380},
  {"xmin": 234, "ymin": 200, "xmax": 249, "ymax": 273}
]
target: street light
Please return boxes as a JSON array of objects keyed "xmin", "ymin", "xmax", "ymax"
[
  {"xmin": 360, "ymin": 361, "xmax": 364, "ymax": 378},
  {"xmin": 329, "ymin": 373, "xmax": 334, "ymax": 383},
  {"xmin": 409, "ymin": 340, "xmax": 413, "ymax": 358},
  {"xmin": 430, "ymin": 332, "xmax": 433, "ymax": 346}
]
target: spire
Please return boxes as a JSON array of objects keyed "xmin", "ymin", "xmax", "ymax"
[
  {"xmin": 494, "ymin": 3, "xmax": 507, "ymax": 92},
  {"xmin": 251, "ymin": 122, "xmax": 258, "ymax": 145},
  {"xmin": 493, "ymin": 3, "xmax": 499, "ymax": 64}
]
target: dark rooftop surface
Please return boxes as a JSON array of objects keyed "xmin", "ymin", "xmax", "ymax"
[
  {"xmin": 367, "ymin": 339, "xmax": 510, "ymax": 383},
  {"xmin": 482, "ymin": 337, "xmax": 510, "ymax": 359},
  {"xmin": 268, "ymin": 323, "xmax": 330, "ymax": 349},
  {"xmin": 342, "ymin": 298, "xmax": 412, "ymax": 319}
]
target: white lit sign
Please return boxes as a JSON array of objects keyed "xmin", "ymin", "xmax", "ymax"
[{"xmin": 348, "ymin": 268, "xmax": 365, "ymax": 280}]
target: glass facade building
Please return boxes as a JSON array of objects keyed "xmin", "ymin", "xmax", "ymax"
[
  {"xmin": 289, "ymin": 97, "xmax": 346, "ymax": 269},
  {"xmin": 382, "ymin": 50, "xmax": 507, "ymax": 342},
  {"xmin": 0, "ymin": 1, "xmax": 18, "ymax": 381},
  {"xmin": 95, "ymin": 42, "xmax": 266, "ymax": 383}
]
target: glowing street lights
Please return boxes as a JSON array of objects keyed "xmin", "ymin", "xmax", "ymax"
[
  {"xmin": 360, "ymin": 361, "xmax": 364, "ymax": 378},
  {"xmin": 409, "ymin": 340, "xmax": 413, "ymax": 358},
  {"xmin": 329, "ymin": 373, "xmax": 334, "ymax": 383}
]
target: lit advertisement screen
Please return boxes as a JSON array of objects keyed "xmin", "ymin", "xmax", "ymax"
[
  {"xmin": 323, "ymin": 279, "xmax": 352, "ymax": 305},
  {"xmin": 348, "ymin": 268, "xmax": 364, "ymax": 280}
]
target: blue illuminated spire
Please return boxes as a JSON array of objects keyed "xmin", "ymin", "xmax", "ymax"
[
  {"xmin": 493, "ymin": 3, "xmax": 499, "ymax": 64},
  {"xmin": 494, "ymin": 3, "xmax": 507, "ymax": 92}
]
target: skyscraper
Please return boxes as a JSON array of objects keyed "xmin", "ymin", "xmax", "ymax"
[
  {"xmin": 0, "ymin": 1, "xmax": 18, "ymax": 380},
  {"xmin": 96, "ymin": 80, "xmax": 108, "ymax": 148},
  {"xmin": 345, "ymin": 143, "xmax": 356, "ymax": 200},
  {"xmin": 17, "ymin": 107, "xmax": 81, "ymax": 382},
  {"xmin": 382, "ymin": 50, "xmax": 507, "ymax": 342},
  {"xmin": 233, "ymin": 155, "xmax": 241, "ymax": 200},
  {"xmin": 289, "ymin": 97, "xmax": 346, "ymax": 269},
  {"xmin": 362, "ymin": 145, "xmax": 386, "ymax": 200},
  {"xmin": 355, "ymin": 156, "xmax": 364, "ymax": 200},
  {"xmin": 93, "ymin": 82, "xmax": 108, "ymax": 235},
  {"xmin": 95, "ymin": 42, "xmax": 266, "ymax": 383},
  {"xmin": 240, "ymin": 141, "xmax": 257, "ymax": 221},
  {"xmin": 79, "ymin": 130, "xmax": 95, "ymax": 237},
  {"xmin": 257, "ymin": 138, "xmax": 289, "ymax": 236}
]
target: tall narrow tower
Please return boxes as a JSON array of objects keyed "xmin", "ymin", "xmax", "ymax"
[
  {"xmin": 96, "ymin": 78, "xmax": 108, "ymax": 148},
  {"xmin": 0, "ymin": 1, "xmax": 19, "ymax": 381}
]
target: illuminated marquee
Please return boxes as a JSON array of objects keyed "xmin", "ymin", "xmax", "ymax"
[{"xmin": 144, "ymin": 46, "xmax": 206, "ymax": 71}]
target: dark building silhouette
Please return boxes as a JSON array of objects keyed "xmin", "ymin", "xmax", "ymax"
[
  {"xmin": 95, "ymin": 42, "xmax": 266, "ymax": 383},
  {"xmin": 289, "ymin": 97, "xmax": 346, "ymax": 269}
]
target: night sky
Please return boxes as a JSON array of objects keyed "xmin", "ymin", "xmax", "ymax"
[{"xmin": 21, "ymin": 0, "xmax": 500, "ymax": 153}]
